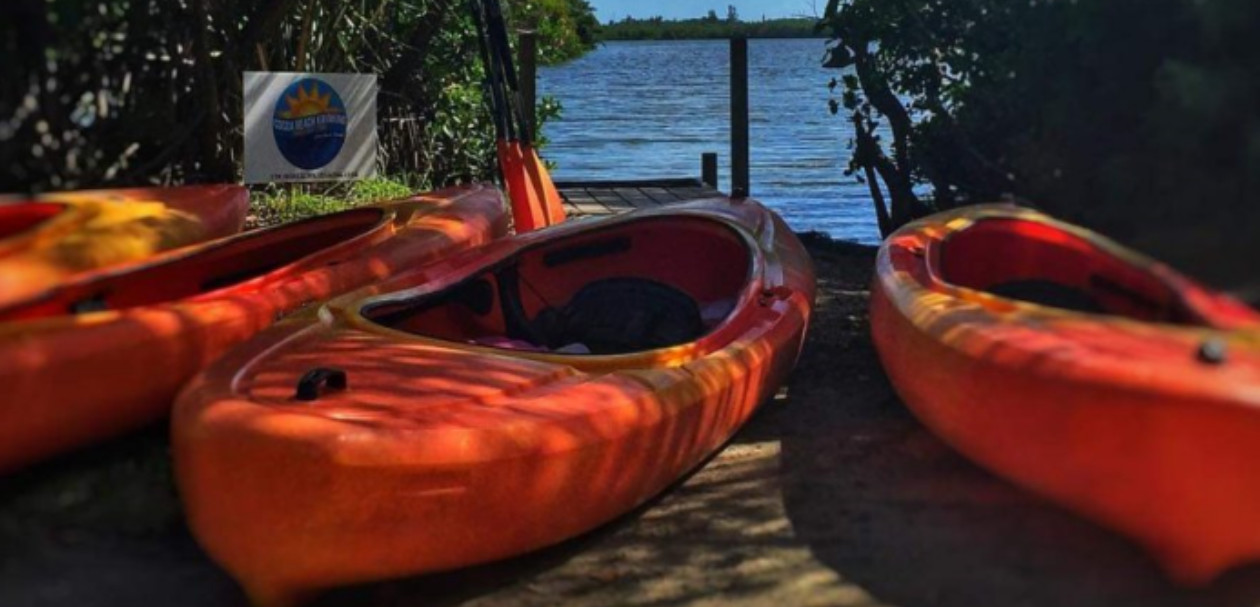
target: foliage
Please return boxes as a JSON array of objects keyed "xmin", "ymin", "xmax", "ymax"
[
  {"xmin": 533, "ymin": 94, "xmax": 564, "ymax": 169},
  {"xmin": 0, "ymin": 0, "xmax": 590, "ymax": 200},
  {"xmin": 820, "ymin": 0, "xmax": 1260, "ymax": 286},
  {"xmin": 250, "ymin": 176, "xmax": 414, "ymax": 227},
  {"xmin": 509, "ymin": 0, "xmax": 599, "ymax": 64},
  {"xmin": 601, "ymin": 15, "xmax": 822, "ymax": 41}
]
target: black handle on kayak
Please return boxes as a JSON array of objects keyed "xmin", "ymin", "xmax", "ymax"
[
  {"xmin": 295, "ymin": 368, "xmax": 348, "ymax": 402},
  {"xmin": 1198, "ymin": 339, "xmax": 1228, "ymax": 365}
]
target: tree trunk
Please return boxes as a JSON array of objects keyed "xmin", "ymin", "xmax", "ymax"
[
  {"xmin": 853, "ymin": 114, "xmax": 893, "ymax": 237},
  {"xmin": 295, "ymin": 0, "xmax": 317, "ymax": 71},
  {"xmin": 193, "ymin": 0, "xmax": 229, "ymax": 180},
  {"xmin": 849, "ymin": 45, "xmax": 932, "ymax": 228}
]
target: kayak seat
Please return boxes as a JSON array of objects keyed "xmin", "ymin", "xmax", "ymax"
[
  {"xmin": 532, "ymin": 278, "xmax": 704, "ymax": 355},
  {"xmin": 986, "ymin": 279, "xmax": 1105, "ymax": 314},
  {"xmin": 360, "ymin": 216, "xmax": 754, "ymax": 351}
]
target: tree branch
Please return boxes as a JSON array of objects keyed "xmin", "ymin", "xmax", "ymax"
[
  {"xmin": 380, "ymin": 0, "xmax": 456, "ymax": 99},
  {"xmin": 240, "ymin": 0, "xmax": 304, "ymax": 51},
  {"xmin": 295, "ymin": 0, "xmax": 317, "ymax": 71},
  {"xmin": 852, "ymin": 45, "xmax": 913, "ymax": 173},
  {"xmin": 853, "ymin": 113, "xmax": 893, "ymax": 236}
]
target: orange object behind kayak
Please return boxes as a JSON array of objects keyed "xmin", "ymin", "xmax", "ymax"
[
  {"xmin": 870, "ymin": 204, "xmax": 1260, "ymax": 585},
  {"xmin": 0, "ymin": 185, "xmax": 249, "ymax": 305},
  {"xmin": 0, "ymin": 184, "xmax": 506, "ymax": 473},
  {"xmin": 173, "ymin": 197, "xmax": 816, "ymax": 606}
]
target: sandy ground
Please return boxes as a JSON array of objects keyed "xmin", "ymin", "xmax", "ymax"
[{"xmin": 4, "ymin": 234, "xmax": 1260, "ymax": 607}]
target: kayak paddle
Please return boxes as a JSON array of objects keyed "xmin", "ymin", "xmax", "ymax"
[
  {"xmin": 470, "ymin": 0, "xmax": 538, "ymax": 233},
  {"xmin": 481, "ymin": 0, "xmax": 566, "ymax": 232}
]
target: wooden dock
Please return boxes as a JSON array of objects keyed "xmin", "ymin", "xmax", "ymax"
[
  {"xmin": 556, "ymin": 178, "xmax": 723, "ymax": 218},
  {"xmin": 531, "ymin": 36, "xmax": 746, "ymax": 220}
]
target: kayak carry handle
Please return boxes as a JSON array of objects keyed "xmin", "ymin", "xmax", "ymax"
[
  {"xmin": 1198, "ymin": 339, "xmax": 1228, "ymax": 365},
  {"xmin": 295, "ymin": 368, "xmax": 348, "ymax": 402},
  {"xmin": 70, "ymin": 293, "xmax": 110, "ymax": 315},
  {"xmin": 758, "ymin": 286, "xmax": 793, "ymax": 306}
]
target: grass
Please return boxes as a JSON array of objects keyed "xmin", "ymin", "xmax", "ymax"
[{"xmin": 249, "ymin": 176, "xmax": 420, "ymax": 228}]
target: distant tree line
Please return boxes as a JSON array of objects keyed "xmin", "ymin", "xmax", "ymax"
[
  {"xmin": 600, "ymin": 8, "xmax": 822, "ymax": 41},
  {"xmin": 822, "ymin": 0, "xmax": 1260, "ymax": 288}
]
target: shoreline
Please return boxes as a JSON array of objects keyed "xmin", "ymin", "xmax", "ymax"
[{"xmin": 596, "ymin": 35, "xmax": 830, "ymax": 42}]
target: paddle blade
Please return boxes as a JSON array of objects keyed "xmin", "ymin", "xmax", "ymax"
[
  {"xmin": 521, "ymin": 145, "xmax": 567, "ymax": 228},
  {"xmin": 498, "ymin": 140, "xmax": 548, "ymax": 233}
]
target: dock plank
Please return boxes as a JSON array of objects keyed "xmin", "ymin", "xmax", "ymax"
[
  {"xmin": 558, "ymin": 178, "xmax": 723, "ymax": 218},
  {"xmin": 638, "ymin": 187, "xmax": 680, "ymax": 204}
]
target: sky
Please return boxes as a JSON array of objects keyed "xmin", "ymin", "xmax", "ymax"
[{"xmin": 591, "ymin": 0, "xmax": 821, "ymax": 22}]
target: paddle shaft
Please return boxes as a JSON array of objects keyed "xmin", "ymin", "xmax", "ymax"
[
  {"xmin": 474, "ymin": 0, "xmax": 565, "ymax": 230},
  {"xmin": 482, "ymin": 0, "xmax": 534, "ymax": 147},
  {"xmin": 469, "ymin": 0, "xmax": 513, "ymax": 143}
]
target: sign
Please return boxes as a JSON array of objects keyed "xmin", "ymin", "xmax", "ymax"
[{"xmin": 243, "ymin": 72, "xmax": 377, "ymax": 184}]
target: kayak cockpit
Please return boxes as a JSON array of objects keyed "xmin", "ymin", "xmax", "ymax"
[
  {"xmin": 0, "ymin": 207, "xmax": 389, "ymax": 321},
  {"xmin": 938, "ymin": 217, "xmax": 1225, "ymax": 325},
  {"xmin": 363, "ymin": 216, "xmax": 754, "ymax": 356}
]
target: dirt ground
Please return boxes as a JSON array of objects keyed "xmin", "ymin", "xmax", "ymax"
[{"xmin": 5, "ymin": 234, "xmax": 1260, "ymax": 607}]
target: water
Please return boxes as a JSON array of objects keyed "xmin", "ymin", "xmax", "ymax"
[{"xmin": 538, "ymin": 38, "xmax": 880, "ymax": 244}]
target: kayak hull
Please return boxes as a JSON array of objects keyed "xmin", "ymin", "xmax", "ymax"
[
  {"xmin": 870, "ymin": 204, "xmax": 1260, "ymax": 584},
  {"xmin": 173, "ymin": 197, "xmax": 816, "ymax": 605},
  {"xmin": 0, "ymin": 185, "xmax": 506, "ymax": 473}
]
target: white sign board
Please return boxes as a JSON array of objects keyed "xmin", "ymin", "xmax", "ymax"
[{"xmin": 243, "ymin": 72, "xmax": 377, "ymax": 184}]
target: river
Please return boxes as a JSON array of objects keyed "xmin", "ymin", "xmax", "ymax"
[{"xmin": 537, "ymin": 38, "xmax": 879, "ymax": 244}]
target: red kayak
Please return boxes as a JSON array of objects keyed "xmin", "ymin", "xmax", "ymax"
[
  {"xmin": 173, "ymin": 197, "xmax": 816, "ymax": 605},
  {"xmin": 871, "ymin": 204, "xmax": 1260, "ymax": 584},
  {"xmin": 0, "ymin": 185, "xmax": 249, "ymax": 306},
  {"xmin": 0, "ymin": 185, "xmax": 506, "ymax": 473}
]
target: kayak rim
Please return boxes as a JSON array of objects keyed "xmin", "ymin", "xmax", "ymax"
[
  {"xmin": 901, "ymin": 205, "xmax": 1260, "ymax": 332},
  {"xmin": 345, "ymin": 210, "xmax": 765, "ymax": 371}
]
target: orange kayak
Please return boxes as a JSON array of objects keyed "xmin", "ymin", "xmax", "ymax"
[
  {"xmin": 0, "ymin": 185, "xmax": 250, "ymax": 305},
  {"xmin": 0, "ymin": 184, "xmax": 506, "ymax": 473},
  {"xmin": 173, "ymin": 197, "xmax": 816, "ymax": 605},
  {"xmin": 870, "ymin": 204, "xmax": 1260, "ymax": 585}
]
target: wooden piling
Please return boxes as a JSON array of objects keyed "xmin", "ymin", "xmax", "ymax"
[
  {"xmin": 516, "ymin": 34, "xmax": 747, "ymax": 201},
  {"xmin": 701, "ymin": 153, "xmax": 719, "ymax": 188},
  {"xmin": 730, "ymin": 36, "xmax": 750, "ymax": 198},
  {"xmin": 519, "ymin": 30, "xmax": 538, "ymax": 140}
]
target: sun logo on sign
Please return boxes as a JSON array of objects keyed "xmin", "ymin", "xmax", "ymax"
[
  {"xmin": 278, "ymin": 82, "xmax": 336, "ymax": 119},
  {"xmin": 272, "ymin": 78, "xmax": 349, "ymax": 170}
]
